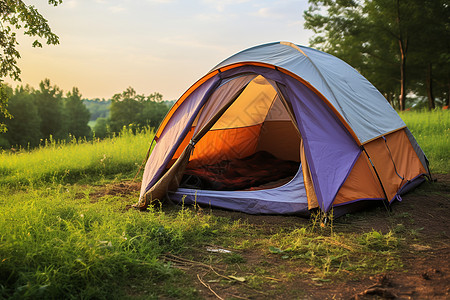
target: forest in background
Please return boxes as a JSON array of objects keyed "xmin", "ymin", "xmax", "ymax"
[
  {"xmin": 0, "ymin": 79, "xmax": 171, "ymax": 149},
  {"xmin": 304, "ymin": 0, "xmax": 449, "ymax": 110}
]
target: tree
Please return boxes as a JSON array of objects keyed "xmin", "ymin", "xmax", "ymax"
[
  {"xmin": 1, "ymin": 85, "xmax": 41, "ymax": 147},
  {"xmin": 109, "ymin": 87, "xmax": 144, "ymax": 133},
  {"xmin": 137, "ymin": 93, "xmax": 166, "ymax": 128},
  {"xmin": 34, "ymin": 78, "xmax": 64, "ymax": 140},
  {"xmin": 303, "ymin": 0, "xmax": 449, "ymax": 110},
  {"xmin": 407, "ymin": 0, "xmax": 450, "ymax": 109},
  {"xmin": 64, "ymin": 87, "xmax": 91, "ymax": 138},
  {"xmin": 93, "ymin": 117, "xmax": 109, "ymax": 139},
  {"xmin": 109, "ymin": 87, "xmax": 168, "ymax": 133},
  {"xmin": 0, "ymin": 0, "xmax": 62, "ymax": 132},
  {"xmin": 83, "ymin": 98, "xmax": 111, "ymax": 121}
]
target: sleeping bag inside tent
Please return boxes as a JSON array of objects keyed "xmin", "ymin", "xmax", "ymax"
[{"xmin": 135, "ymin": 42, "xmax": 430, "ymax": 216}]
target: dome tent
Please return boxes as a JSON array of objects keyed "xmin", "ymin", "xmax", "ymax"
[{"xmin": 135, "ymin": 42, "xmax": 430, "ymax": 216}]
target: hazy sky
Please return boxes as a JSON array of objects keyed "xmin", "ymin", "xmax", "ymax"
[{"xmin": 6, "ymin": 0, "xmax": 313, "ymax": 100}]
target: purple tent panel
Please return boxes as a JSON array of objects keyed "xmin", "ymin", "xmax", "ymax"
[
  {"xmin": 140, "ymin": 76, "xmax": 221, "ymax": 197},
  {"xmin": 283, "ymin": 75, "xmax": 361, "ymax": 211}
]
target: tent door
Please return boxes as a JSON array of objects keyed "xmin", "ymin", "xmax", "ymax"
[{"xmin": 181, "ymin": 75, "xmax": 303, "ymax": 192}]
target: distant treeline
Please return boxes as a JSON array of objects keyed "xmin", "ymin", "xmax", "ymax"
[
  {"xmin": 83, "ymin": 98, "xmax": 111, "ymax": 121},
  {"xmin": 91, "ymin": 87, "xmax": 171, "ymax": 139},
  {"xmin": 0, "ymin": 80, "xmax": 171, "ymax": 149}
]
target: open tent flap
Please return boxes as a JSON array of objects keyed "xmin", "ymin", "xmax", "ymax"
[
  {"xmin": 138, "ymin": 75, "xmax": 222, "ymax": 201},
  {"xmin": 178, "ymin": 75, "xmax": 303, "ymax": 192},
  {"xmin": 137, "ymin": 75, "xmax": 256, "ymax": 207}
]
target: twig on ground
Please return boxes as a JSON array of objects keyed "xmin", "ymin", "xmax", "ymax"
[{"xmin": 197, "ymin": 273, "xmax": 224, "ymax": 300}]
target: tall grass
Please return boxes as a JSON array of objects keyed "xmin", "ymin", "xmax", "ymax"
[
  {"xmin": 399, "ymin": 109, "xmax": 449, "ymax": 173},
  {"xmin": 0, "ymin": 185, "xmax": 215, "ymax": 299},
  {"xmin": 0, "ymin": 128, "xmax": 154, "ymax": 186}
]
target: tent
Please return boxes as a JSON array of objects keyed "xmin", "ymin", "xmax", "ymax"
[{"xmin": 135, "ymin": 42, "xmax": 430, "ymax": 216}]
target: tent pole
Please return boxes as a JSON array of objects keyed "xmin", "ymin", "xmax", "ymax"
[{"xmin": 361, "ymin": 146, "xmax": 392, "ymax": 212}]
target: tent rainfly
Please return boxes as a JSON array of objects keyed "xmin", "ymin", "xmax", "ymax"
[{"xmin": 135, "ymin": 42, "xmax": 430, "ymax": 216}]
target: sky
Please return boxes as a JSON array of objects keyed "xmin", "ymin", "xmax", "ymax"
[{"xmin": 6, "ymin": 0, "xmax": 314, "ymax": 100}]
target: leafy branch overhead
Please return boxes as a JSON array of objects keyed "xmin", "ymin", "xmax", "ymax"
[
  {"xmin": 0, "ymin": 0, "xmax": 62, "ymax": 132},
  {"xmin": 0, "ymin": 0, "xmax": 62, "ymax": 80}
]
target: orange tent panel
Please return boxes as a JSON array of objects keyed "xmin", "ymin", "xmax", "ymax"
[
  {"xmin": 334, "ymin": 129, "xmax": 427, "ymax": 206},
  {"xmin": 188, "ymin": 125, "xmax": 262, "ymax": 167},
  {"xmin": 333, "ymin": 153, "xmax": 384, "ymax": 205}
]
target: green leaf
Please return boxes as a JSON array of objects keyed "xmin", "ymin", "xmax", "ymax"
[
  {"xmin": 268, "ymin": 246, "xmax": 283, "ymax": 254},
  {"xmin": 228, "ymin": 275, "xmax": 246, "ymax": 282},
  {"xmin": 311, "ymin": 278, "xmax": 331, "ymax": 282}
]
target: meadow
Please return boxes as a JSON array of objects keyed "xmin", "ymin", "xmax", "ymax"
[
  {"xmin": 0, "ymin": 110, "xmax": 448, "ymax": 299},
  {"xmin": 399, "ymin": 109, "xmax": 449, "ymax": 173}
]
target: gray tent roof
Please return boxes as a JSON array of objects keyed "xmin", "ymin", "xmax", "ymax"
[{"xmin": 211, "ymin": 42, "xmax": 405, "ymax": 144}]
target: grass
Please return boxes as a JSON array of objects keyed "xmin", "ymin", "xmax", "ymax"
[
  {"xmin": 0, "ymin": 110, "xmax": 447, "ymax": 298},
  {"xmin": 0, "ymin": 128, "xmax": 154, "ymax": 186},
  {"xmin": 268, "ymin": 227, "xmax": 401, "ymax": 277},
  {"xmin": 1, "ymin": 186, "xmax": 404, "ymax": 299},
  {"xmin": 0, "ymin": 184, "xmax": 216, "ymax": 299},
  {"xmin": 399, "ymin": 109, "xmax": 449, "ymax": 173}
]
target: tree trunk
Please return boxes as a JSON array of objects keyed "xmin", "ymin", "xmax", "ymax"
[
  {"xmin": 396, "ymin": 0, "xmax": 407, "ymax": 111},
  {"xmin": 399, "ymin": 43, "xmax": 407, "ymax": 111},
  {"xmin": 426, "ymin": 63, "xmax": 435, "ymax": 110},
  {"xmin": 446, "ymin": 81, "xmax": 450, "ymax": 107},
  {"xmin": 385, "ymin": 93, "xmax": 392, "ymax": 107}
]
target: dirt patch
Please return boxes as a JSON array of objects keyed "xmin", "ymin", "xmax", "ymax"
[
  {"xmin": 75, "ymin": 181, "xmax": 141, "ymax": 206},
  {"xmin": 177, "ymin": 174, "xmax": 450, "ymax": 299}
]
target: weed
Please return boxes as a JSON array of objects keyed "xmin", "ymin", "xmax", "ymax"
[
  {"xmin": 267, "ymin": 227, "xmax": 401, "ymax": 278},
  {"xmin": 223, "ymin": 253, "xmax": 246, "ymax": 264}
]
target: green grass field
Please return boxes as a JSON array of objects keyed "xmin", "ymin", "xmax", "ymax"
[
  {"xmin": 0, "ymin": 110, "xmax": 448, "ymax": 299},
  {"xmin": 399, "ymin": 109, "xmax": 449, "ymax": 173},
  {"xmin": 0, "ymin": 128, "xmax": 154, "ymax": 186}
]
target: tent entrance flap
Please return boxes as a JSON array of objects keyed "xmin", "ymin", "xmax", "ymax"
[{"xmin": 179, "ymin": 75, "xmax": 302, "ymax": 192}]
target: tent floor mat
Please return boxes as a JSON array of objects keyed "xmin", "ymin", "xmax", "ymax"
[{"xmin": 180, "ymin": 151, "xmax": 299, "ymax": 191}]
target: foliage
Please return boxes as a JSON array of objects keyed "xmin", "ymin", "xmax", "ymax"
[
  {"xmin": 109, "ymin": 87, "xmax": 169, "ymax": 133},
  {"xmin": 64, "ymin": 87, "xmax": 91, "ymax": 138},
  {"xmin": 1, "ymin": 85, "xmax": 41, "ymax": 147},
  {"xmin": 0, "ymin": 83, "xmax": 11, "ymax": 133},
  {"xmin": 35, "ymin": 79, "xmax": 65, "ymax": 140},
  {"xmin": 93, "ymin": 117, "xmax": 110, "ymax": 139},
  {"xmin": 0, "ymin": 0, "xmax": 62, "ymax": 132},
  {"xmin": 83, "ymin": 98, "xmax": 111, "ymax": 121},
  {"xmin": 0, "ymin": 80, "xmax": 93, "ymax": 149},
  {"xmin": 0, "ymin": 83, "xmax": 168, "ymax": 149},
  {"xmin": 303, "ymin": 0, "xmax": 450, "ymax": 110}
]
